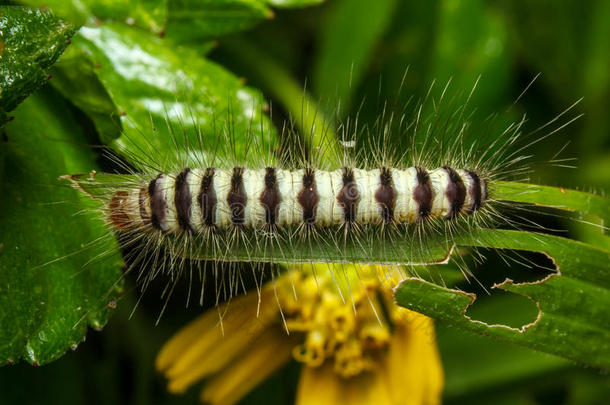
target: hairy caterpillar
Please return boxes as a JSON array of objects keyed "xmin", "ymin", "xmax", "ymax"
[
  {"xmin": 59, "ymin": 83, "xmax": 579, "ymax": 308},
  {"xmin": 106, "ymin": 166, "xmax": 485, "ymax": 238}
]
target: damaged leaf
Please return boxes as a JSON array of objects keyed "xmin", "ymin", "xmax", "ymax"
[{"xmin": 395, "ymin": 228, "xmax": 610, "ymax": 368}]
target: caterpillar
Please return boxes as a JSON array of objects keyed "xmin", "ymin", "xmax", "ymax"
[
  {"xmin": 59, "ymin": 84, "xmax": 580, "ymax": 309},
  {"xmin": 106, "ymin": 166, "xmax": 486, "ymax": 234}
]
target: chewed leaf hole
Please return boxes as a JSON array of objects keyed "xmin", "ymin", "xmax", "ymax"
[
  {"xmin": 459, "ymin": 249, "xmax": 558, "ymax": 329},
  {"xmin": 463, "ymin": 248, "xmax": 557, "ymax": 290},
  {"xmin": 465, "ymin": 290, "xmax": 539, "ymax": 329}
]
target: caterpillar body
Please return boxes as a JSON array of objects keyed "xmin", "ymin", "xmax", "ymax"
[
  {"xmin": 59, "ymin": 84, "xmax": 581, "ymax": 306},
  {"xmin": 108, "ymin": 166, "xmax": 486, "ymax": 234}
]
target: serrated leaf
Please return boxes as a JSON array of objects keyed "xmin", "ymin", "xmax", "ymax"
[
  {"xmin": 395, "ymin": 228, "xmax": 610, "ymax": 368},
  {"xmin": 0, "ymin": 88, "xmax": 123, "ymax": 366},
  {"xmin": 0, "ymin": 6, "xmax": 74, "ymax": 127}
]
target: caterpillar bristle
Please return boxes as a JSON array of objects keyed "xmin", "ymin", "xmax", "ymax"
[{"xmin": 57, "ymin": 82, "xmax": 581, "ymax": 316}]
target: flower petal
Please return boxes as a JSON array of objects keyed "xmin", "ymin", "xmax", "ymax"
[
  {"xmin": 200, "ymin": 327, "xmax": 298, "ymax": 405},
  {"xmin": 296, "ymin": 310, "xmax": 444, "ymax": 405},
  {"xmin": 157, "ymin": 286, "xmax": 279, "ymax": 393},
  {"xmin": 383, "ymin": 310, "xmax": 444, "ymax": 405},
  {"xmin": 296, "ymin": 362, "xmax": 393, "ymax": 405}
]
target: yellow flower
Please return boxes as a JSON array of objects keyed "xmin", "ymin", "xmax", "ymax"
[{"xmin": 156, "ymin": 264, "xmax": 444, "ymax": 405}]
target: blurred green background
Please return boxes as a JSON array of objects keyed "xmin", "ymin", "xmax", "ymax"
[{"xmin": 1, "ymin": 0, "xmax": 609, "ymax": 404}]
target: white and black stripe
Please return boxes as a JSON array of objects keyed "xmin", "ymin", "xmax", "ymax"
[
  {"xmin": 148, "ymin": 174, "xmax": 168, "ymax": 232},
  {"xmin": 174, "ymin": 168, "xmax": 193, "ymax": 232},
  {"xmin": 108, "ymin": 167, "xmax": 487, "ymax": 232}
]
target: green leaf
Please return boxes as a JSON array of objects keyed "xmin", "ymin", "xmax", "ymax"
[
  {"xmin": 494, "ymin": 181, "xmax": 610, "ymax": 223},
  {"xmin": 0, "ymin": 6, "xmax": 74, "ymax": 127},
  {"xmin": 264, "ymin": 0, "xmax": 324, "ymax": 7},
  {"xmin": 312, "ymin": 0, "xmax": 398, "ymax": 115},
  {"xmin": 579, "ymin": 1, "xmax": 610, "ymax": 158},
  {"xmin": 438, "ymin": 313, "xmax": 570, "ymax": 398},
  {"xmin": 46, "ymin": 44, "xmax": 121, "ymax": 145},
  {"xmin": 362, "ymin": 1, "xmax": 439, "ymax": 100},
  {"xmin": 218, "ymin": 38, "xmax": 343, "ymax": 161},
  {"xmin": 497, "ymin": 180, "xmax": 610, "ymax": 248},
  {"xmin": 0, "ymin": 88, "xmax": 123, "ymax": 366},
  {"xmin": 395, "ymin": 228, "xmax": 610, "ymax": 368},
  {"xmin": 504, "ymin": 0, "xmax": 586, "ymax": 105},
  {"xmin": 18, "ymin": 0, "xmax": 323, "ymax": 41},
  {"xmin": 16, "ymin": 1, "xmax": 92, "ymax": 27},
  {"xmin": 165, "ymin": 0, "xmax": 272, "ymax": 42},
  {"xmin": 429, "ymin": 0, "xmax": 512, "ymax": 113},
  {"xmin": 396, "ymin": 183, "xmax": 610, "ymax": 368},
  {"xmin": 49, "ymin": 23, "xmax": 277, "ymax": 166}
]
